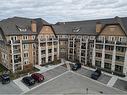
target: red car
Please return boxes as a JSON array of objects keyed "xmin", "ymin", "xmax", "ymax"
[{"xmin": 31, "ymin": 73, "xmax": 44, "ymax": 82}]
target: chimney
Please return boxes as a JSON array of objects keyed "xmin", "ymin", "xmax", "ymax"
[
  {"xmin": 96, "ymin": 21, "xmax": 102, "ymax": 33},
  {"xmin": 31, "ymin": 20, "xmax": 36, "ymax": 32}
]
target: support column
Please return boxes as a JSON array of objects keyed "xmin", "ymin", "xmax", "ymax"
[
  {"xmin": 101, "ymin": 37, "xmax": 105, "ymax": 68},
  {"xmin": 11, "ymin": 40, "xmax": 15, "ymax": 73},
  {"xmin": 85, "ymin": 39, "xmax": 88, "ymax": 65},
  {"xmin": 57, "ymin": 37, "xmax": 60, "ymax": 60},
  {"xmin": 72, "ymin": 37, "xmax": 75, "ymax": 61},
  {"xmin": 52, "ymin": 38, "xmax": 54, "ymax": 61},
  {"xmin": 20, "ymin": 40, "xmax": 23, "ymax": 70},
  {"xmin": 123, "ymin": 49, "xmax": 127, "ymax": 75},
  {"xmin": 38, "ymin": 37, "xmax": 41, "ymax": 65},
  {"xmin": 68, "ymin": 37, "xmax": 70, "ymax": 60},
  {"xmin": 46, "ymin": 37, "xmax": 48, "ymax": 63},
  {"xmin": 92, "ymin": 39, "xmax": 96, "ymax": 66},
  {"xmin": 79, "ymin": 37, "xmax": 82, "ymax": 63},
  {"xmin": 111, "ymin": 41, "xmax": 116, "ymax": 72}
]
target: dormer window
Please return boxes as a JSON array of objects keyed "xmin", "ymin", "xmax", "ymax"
[
  {"xmin": 16, "ymin": 25, "xmax": 27, "ymax": 32},
  {"xmin": 18, "ymin": 27, "xmax": 27, "ymax": 32},
  {"xmin": 72, "ymin": 27, "xmax": 81, "ymax": 32}
]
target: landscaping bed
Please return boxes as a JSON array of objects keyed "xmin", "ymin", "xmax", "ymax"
[{"xmin": 40, "ymin": 60, "xmax": 61, "ymax": 67}]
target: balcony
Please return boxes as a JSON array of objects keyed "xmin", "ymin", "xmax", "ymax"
[
  {"xmin": 104, "ymin": 59, "xmax": 112, "ymax": 63},
  {"xmin": 95, "ymin": 57, "xmax": 102, "ymax": 61},
  {"xmin": 81, "ymin": 46, "xmax": 86, "ymax": 49},
  {"xmin": 53, "ymin": 38, "xmax": 58, "ymax": 41},
  {"xmin": 8, "ymin": 40, "xmax": 20, "ymax": 45},
  {"xmin": 116, "ymin": 41, "xmax": 127, "ymax": 46},
  {"xmin": 115, "ymin": 61, "xmax": 124, "ymax": 65},
  {"xmin": 96, "ymin": 40, "xmax": 103, "ymax": 43},
  {"xmin": 14, "ymin": 57, "xmax": 21, "ymax": 64},
  {"xmin": 96, "ymin": 49, "xmax": 102, "ymax": 52},
  {"xmin": 116, "ymin": 51, "xmax": 125, "ymax": 55},
  {"xmin": 47, "ymin": 38, "xmax": 52, "ymax": 42},
  {"xmin": 13, "ymin": 49, "xmax": 21, "ymax": 54},
  {"xmin": 105, "ymin": 50, "xmax": 113, "ymax": 54},
  {"xmin": 105, "ymin": 40, "xmax": 114, "ymax": 44}
]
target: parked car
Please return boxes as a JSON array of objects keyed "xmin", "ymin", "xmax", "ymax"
[
  {"xmin": 31, "ymin": 73, "xmax": 44, "ymax": 82},
  {"xmin": 71, "ymin": 63, "xmax": 81, "ymax": 71},
  {"xmin": 91, "ymin": 69, "xmax": 102, "ymax": 80},
  {"xmin": 22, "ymin": 76, "xmax": 35, "ymax": 86},
  {"xmin": 1, "ymin": 74, "xmax": 10, "ymax": 84}
]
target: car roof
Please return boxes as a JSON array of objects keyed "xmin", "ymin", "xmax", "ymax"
[{"xmin": 24, "ymin": 76, "xmax": 33, "ymax": 80}]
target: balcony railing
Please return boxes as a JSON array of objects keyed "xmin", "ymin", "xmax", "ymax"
[
  {"xmin": 105, "ymin": 40, "xmax": 114, "ymax": 44},
  {"xmin": 8, "ymin": 40, "xmax": 20, "ymax": 45},
  {"xmin": 96, "ymin": 40, "xmax": 103, "ymax": 43},
  {"xmin": 13, "ymin": 49, "xmax": 21, "ymax": 54},
  {"xmin": 116, "ymin": 41, "xmax": 127, "ymax": 45}
]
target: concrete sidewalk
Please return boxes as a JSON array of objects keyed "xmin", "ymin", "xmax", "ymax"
[{"xmin": 35, "ymin": 62, "xmax": 65, "ymax": 73}]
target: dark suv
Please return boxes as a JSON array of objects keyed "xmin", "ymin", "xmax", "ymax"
[
  {"xmin": 91, "ymin": 69, "xmax": 101, "ymax": 80},
  {"xmin": 72, "ymin": 63, "xmax": 81, "ymax": 71},
  {"xmin": 22, "ymin": 76, "xmax": 35, "ymax": 86},
  {"xmin": 1, "ymin": 74, "xmax": 10, "ymax": 84}
]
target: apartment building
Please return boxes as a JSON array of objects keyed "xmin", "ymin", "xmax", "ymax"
[
  {"xmin": 0, "ymin": 16, "xmax": 127, "ymax": 76},
  {"xmin": 0, "ymin": 17, "xmax": 59, "ymax": 73},
  {"xmin": 53, "ymin": 16, "xmax": 127, "ymax": 76}
]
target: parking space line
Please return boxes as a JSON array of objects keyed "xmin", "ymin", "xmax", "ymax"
[
  {"xmin": 13, "ymin": 79, "xmax": 30, "ymax": 92},
  {"xmin": 21, "ymin": 71, "xmax": 70, "ymax": 95},
  {"xmin": 71, "ymin": 71, "xmax": 127, "ymax": 94},
  {"xmin": 107, "ymin": 76, "xmax": 118, "ymax": 87}
]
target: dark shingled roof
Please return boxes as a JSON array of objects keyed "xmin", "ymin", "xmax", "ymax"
[
  {"xmin": 52, "ymin": 16, "xmax": 127, "ymax": 36},
  {"xmin": 0, "ymin": 17, "xmax": 49, "ymax": 36}
]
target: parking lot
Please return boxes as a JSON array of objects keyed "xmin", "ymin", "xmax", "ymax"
[
  {"xmin": 75, "ymin": 67, "xmax": 112, "ymax": 84},
  {"xmin": 27, "ymin": 65, "xmax": 68, "ymax": 89},
  {"xmin": 26, "ymin": 71, "xmax": 125, "ymax": 95},
  {"xmin": 0, "ymin": 81, "xmax": 22, "ymax": 94},
  {"xmin": 1, "ymin": 62, "xmax": 127, "ymax": 94}
]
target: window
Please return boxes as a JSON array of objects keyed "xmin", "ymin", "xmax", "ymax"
[
  {"xmin": 96, "ymin": 53, "xmax": 102, "ymax": 57},
  {"xmin": 116, "ymin": 56, "xmax": 124, "ymax": 62},
  {"xmin": 54, "ymin": 48, "xmax": 57, "ymax": 52},
  {"xmin": 105, "ymin": 45, "xmax": 114, "ymax": 51},
  {"xmin": 24, "ymin": 60, "xmax": 29, "ymax": 65},
  {"xmin": 32, "ymin": 44, "xmax": 36, "ymax": 49},
  {"xmin": 104, "ymin": 63, "xmax": 111, "ymax": 70},
  {"xmin": 95, "ymin": 60, "xmax": 101, "ymax": 67},
  {"xmin": 32, "ymin": 35, "xmax": 35, "ymax": 40},
  {"xmin": 70, "ymin": 42, "xmax": 73, "ymax": 47},
  {"xmin": 115, "ymin": 65, "xmax": 123, "ymax": 73},
  {"xmin": 72, "ymin": 27, "xmax": 81, "ymax": 32},
  {"xmin": 23, "ymin": 44, "xmax": 29, "ymax": 49},
  {"xmin": 41, "ymin": 50, "xmax": 45, "ymax": 55},
  {"xmin": 24, "ymin": 53, "xmax": 29, "ymax": 58},
  {"xmin": 116, "ymin": 47, "xmax": 126, "ymax": 52},
  {"xmin": 105, "ymin": 54, "xmax": 112, "ymax": 60},
  {"xmin": 23, "ymin": 36, "xmax": 28, "ymax": 40},
  {"xmin": 48, "ymin": 49, "xmax": 52, "ymax": 53},
  {"xmin": 96, "ymin": 45, "xmax": 103, "ymax": 49},
  {"xmin": 18, "ymin": 27, "xmax": 27, "ymax": 32},
  {"xmin": 10, "ymin": 36, "xmax": 17, "ymax": 41}
]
